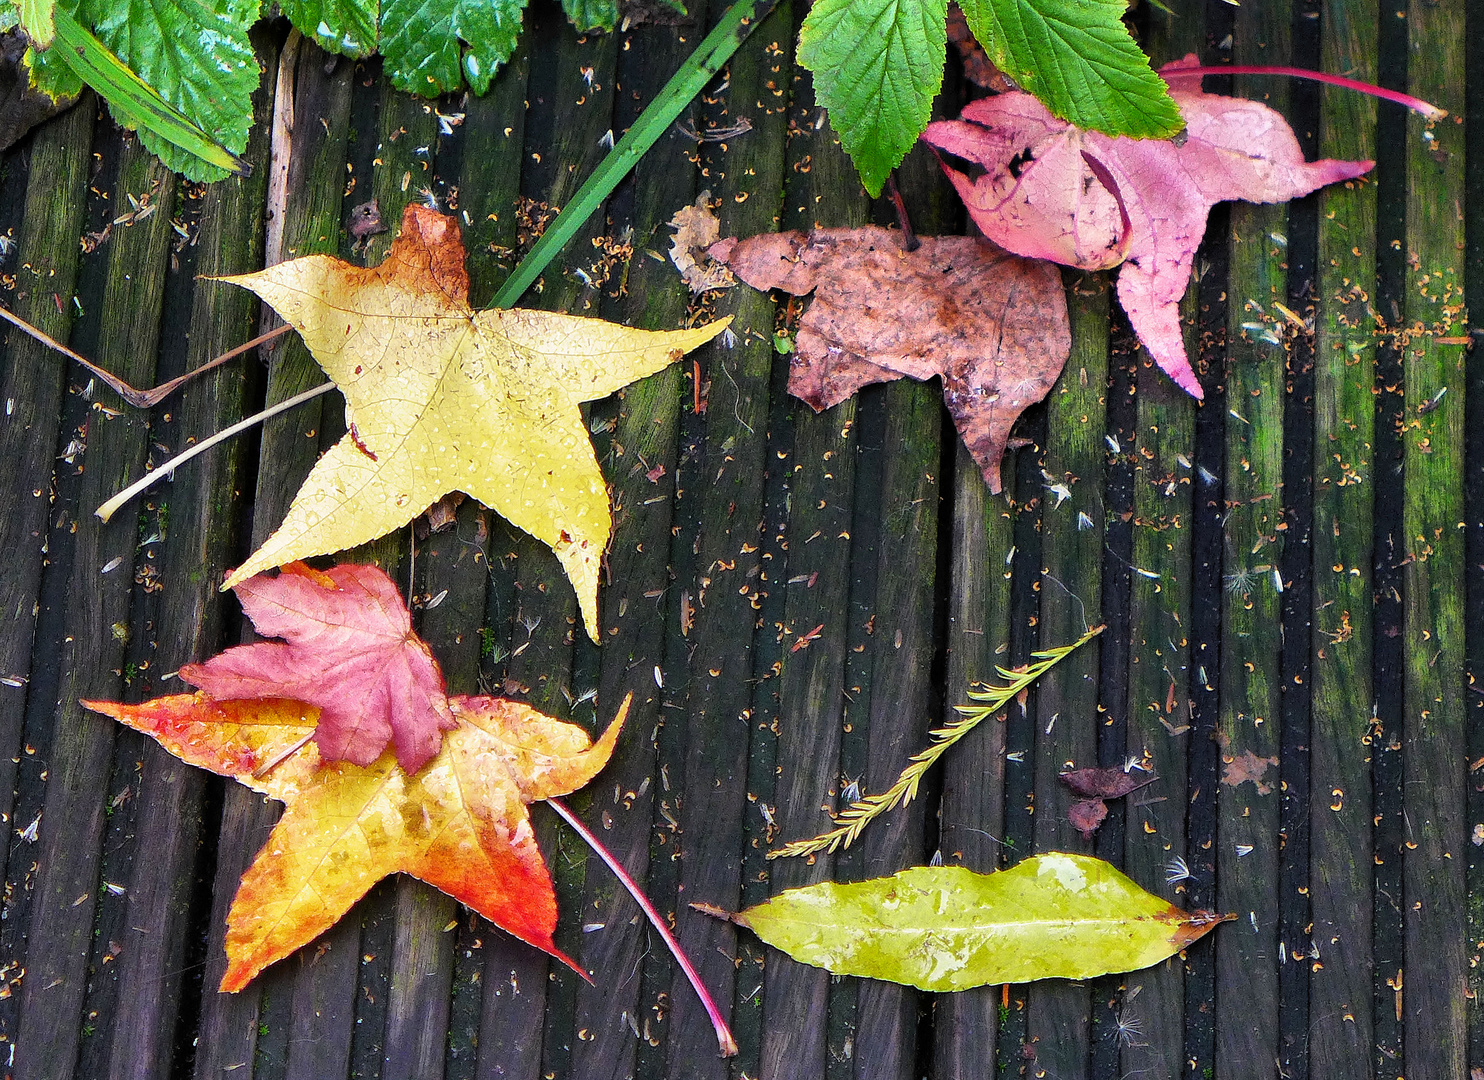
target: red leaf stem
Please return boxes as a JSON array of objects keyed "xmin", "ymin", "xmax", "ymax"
[{"xmin": 1165, "ymin": 64, "xmax": 1445, "ymax": 120}]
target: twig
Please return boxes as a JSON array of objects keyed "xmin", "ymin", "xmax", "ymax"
[
  {"xmin": 770, "ymin": 625, "xmax": 1104, "ymax": 859},
  {"xmin": 546, "ymin": 797, "xmax": 739, "ymax": 1058},
  {"xmin": 883, "ymin": 174, "xmax": 920, "ymax": 252},
  {"xmin": 1166, "ymin": 64, "xmax": 1445, "ymax": 120},
  {"xmin": 96, "ymin": 381, "xmax": 335, "ymax": 522},
  {"xmin": 0, "ymin": 303, "xmax": 291, "ymax": 407}
]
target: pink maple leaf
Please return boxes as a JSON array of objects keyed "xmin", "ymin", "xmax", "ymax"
[
  {"xmin": 181, "ymin": 562, "xmax": 455, "ymax": 773},
  {"xmin": 921, "ymin": 55, "xmax": 1373, "ymax": 398}
]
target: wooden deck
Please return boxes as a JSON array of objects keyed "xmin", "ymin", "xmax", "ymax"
[{"xmin": 0, "ymin": 0, "xmax": 1480, "ymax": 1077}]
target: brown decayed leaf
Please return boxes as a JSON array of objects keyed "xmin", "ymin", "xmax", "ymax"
[
  {"xmin": 921, "ymin": 55, "xmax": 1372, "ymax": 398},
  {"xmin": 182, "ymin": 562, "xmax": 455, "ymax": 773},
  {"xmin": 1060, "ymin": 765, "xmax": 1158, "ymax": 800},
  {"xmin": 667, "ymin": 191, "xmax": 736, "ymax": 293},
  {"xmin": 710, "ymin": 226, "xmax": 1070, "ymax": 493},
  {"xmin": 1068, "ymin": 798, "xmax": 1108, "ymax": 840},
  {"xmin": 217, "ymin": 205, "xmax": 727, "ymax": 639},
  {"xmin": 1222, "ymin": 749, "xmax": 1279, "ymax": 795},
  {"xmin": 82, "ymin": 692, "xmax": 628, "ymax": 992}
]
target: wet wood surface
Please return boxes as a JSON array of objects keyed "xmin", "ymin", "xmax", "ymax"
[{"xmin": 0, "ymin": 0, "xmax": 1479, "ymax": 1077}]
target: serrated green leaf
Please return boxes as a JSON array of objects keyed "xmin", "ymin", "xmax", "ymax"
[
  {"xmin": 37, "ymin": 6, "xmax": 246, "ymax": 179},
  {"xmin": 24, "ymin": 41, "xmax": 83, "ymax": 101},
  {"xmin": 380, "ymin": 0, "xmax": 525, "ymax": 95},
  {"xmin": 560, "ymin": 0, "xmax": 615, "ymax": 33},
  {"xmin": 736, "ymin": 854, "xmax": 1229, "ymax": 991},
  {"xmin": 281, "ymin": 0, "xmax": 377, "ymax": 58},
  {"xmin": 796, "ymin": 0, "xmax": 946, "ymax": 198},
  {"xmin": 958, "ymin": 0, "xmax": 1180, "ymax": 138},
  {"xmin": 17, "ymin": 0, "xmax": 50, "ymax": 44}
]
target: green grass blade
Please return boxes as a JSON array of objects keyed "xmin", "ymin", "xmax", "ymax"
[
  {"xmin": 488, "ymin": 0, "xmax": 777, "ymax": 309},
  {"xmin": 50, "ymin": 7, "xmax": 247, "ymax": 177}
]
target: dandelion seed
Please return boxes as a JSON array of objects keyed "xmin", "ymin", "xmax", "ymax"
[
  {"xmin": 1165, "ymin": 855, "xmax": 1193, "ymax": 884},
  {"xmin": 1113, "ymin": 1007, "xmax": 1145, "ymax": 1047},
  {"xmin": 1224, "ymin": 567, "xmax": 1256, "ymax": 594},
  {"xmin": 1077, "ymin": 511, "xmax": 1095, "ymax": 531},
  {"xmin": 1199, "ymin": 465, "xmax": 1219, "ymax": 485},
  {"xmin": 1105, "ymin": 434, "xmax": 1121, "ymax": 454}
]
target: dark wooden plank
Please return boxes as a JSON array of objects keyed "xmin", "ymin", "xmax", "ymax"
[
  {"xmin": 191, "ymin": 43, "xmax": 358, "ymax": 1080},
  {"xmin": 1400, "ymin": 2, "xmax": 1468, "ymax": 1076},
  {"xmin": 11, "ymin": 139, "xmax": 177, "ymax": 1080},
  {"xmin": 102, "ymin": 31, "xmax": 278, "ymax": 1080},
  {"xmin": 1309, "ymin": 0, "xmax": 1377, "ymax": 1070},
  {"xmin": 0, "ymin": 97, "xmax": 95, "ymax": 893},
  {"xmin": 756, "ymin": 45, "xmax": 868, "ymax": 1080},
  {"xmin": 1025, "ymin": 270, "xmax": 1109, "ymax": 1079},
  {"xmin": 1214, "ymin": 8, "xmax": 1292, "ymax": 1075},
  {"xmin": 564, "ymin": 11, "xmax": 705, "ymax": 1078},
  {"xmin": 662, "ymin": 4, "xmax": 794, "ymax": 1074}
]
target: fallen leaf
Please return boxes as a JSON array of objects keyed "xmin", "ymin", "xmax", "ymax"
[
  {"xmin": 921, "ymin": 55, "xmax": 1372, "ymax": 398},
  {"xmin": 181, "ymin": 562, "xmax": 455, "ymax": 774},
  {"xmin": 723, "ymin": 854, "xmax": 1230, "ymax": 991},
  {"xmin": 667, "ymin": 191, "xmax": 736, "ymax": 293},
  {"xmin": 1060, "ymin": 765, "xmax": 1158, "ymax": 800},
  {"xmin": 710, "ymin": 226, "xmax": 1069, "ymax": 492},
  {"xmin": 1222, "ymin": 749, "xmax": 1279, "ymax": 795},
  {"xmin": 83, "ymin": 691, "xmax": 628, "ymax": 992},
  {"xmin": 217, "ymin": 205, "xmax": 727, "ymax": 639},
  {"xmin": 1067, "ymin": 798, "xmax": 1108, "ymax": 840}
]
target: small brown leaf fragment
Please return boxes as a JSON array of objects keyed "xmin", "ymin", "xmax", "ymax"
[
  {"xmin": 1060, "ymin": 766, "xmax": 1158, "ymax": 800},
  {"xmin": 1068, "ymin": 798, "xmax": 1108, "ymax": 839},
  {"xmin": 667, "ymin": 192, "xmax": 736, "ymax": 294},
  {"xmin": 1222, "ymin": 750, "xmax": 1279, "ymax": 795},
  {"xmin": 711, "ymin": 226, "xmax": 1070, "ymax": 493},
  {"xmin": 420, "ymin": 492, "xmax": 466, "ymax": 535},
  {"xmin": 347, "ymin": 198, "xmax": 388, "ymax": 251}
]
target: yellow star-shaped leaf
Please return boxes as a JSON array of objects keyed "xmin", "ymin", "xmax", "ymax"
[
  {"xmin": 84, "ymin": 691, "xmax": 627, "ymax": 991},
  {"xmin": 220, "ymin": 206, "xmax": 727, "ymax": 638}
]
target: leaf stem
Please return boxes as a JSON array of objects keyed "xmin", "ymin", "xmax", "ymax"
[
  {"xmin": 770, "ymin": 625, "xmax": 1104, "ymax": 859},
  {"xmin": 1, "ymin": 304, "xmax": 292, "ymax": 408},
  {"xmin": 1166, "ymin": 64, "xmax": 1444, "ymax": 120},
  {"xmin": 95, "ymin": 381, "xmax": 336, "ymax": 522},
  {"xmin": 546, "ymin": 796, "xmax": 739, "ymax": 1058},
  {"xmin": 488, "ymin": 0, "xmax": 779, "ymax": 309}
]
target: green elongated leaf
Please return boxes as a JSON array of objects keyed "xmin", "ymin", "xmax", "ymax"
[
  {"xmin": 732, "ymin": 855, "xmax": 1230, "ymax": 991},
  {"xmin": 281, "ymin": 0, "xmax": 377, "ymax": 58},
  {"xmin": 380, "ymin": 0, "xmax": 525, "ymax": 94},
  {"xmin": 35, "ymin": 6, "xmax": 246, "ymax": 178},
  {"xmin": 796, "ymin": 0, "xmax": 947, "ymax": 197},
  {"xmin": 489, "ymin": 0, "xmax": 779, "ymax": 308},
  {"xmin": 957, "ymin": 0, "xmax": 1180, "ymax": 138}
]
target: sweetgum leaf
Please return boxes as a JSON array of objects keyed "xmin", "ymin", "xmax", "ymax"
[
  {"xmin": 956, "ymin": 0, "xmax": 1181, "ymax": 138},
  {"xmin": 736, "ymin": 854, "xmax": 1230, "ymax": 990},
  {"xmin": 281, "ymin": 0, "xmax": 377, "ymax": 59},
  {"xmin": 215, "ymin": 206, "xmax": 727, "ymax": 639},
  {"xmin": 181, "ymin": 562, "xmax": 456, "ymax": 774},
  {"xmin": 922, "ymin": 57, "xmax": 1373, "ymax": 396},
  {"xmin": 797, "ymin": 0, "xmax": 947, "ymax": 198},
  {"xmin": 83, "ymin": 692, "xmax": 627, "ymax": 991},
  {"xmin": 379, "ymin": 0, "xmax": 525, "ymax": 94}
]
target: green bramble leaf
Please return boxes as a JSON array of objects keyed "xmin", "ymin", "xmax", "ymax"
[
  {"xmin": 796, "ymin": 0, "xmax": 946, "ymax": 200},
  {"xmin": 281, "ymin": 0, "xmax": 377, "ymax": 59},
  {"xmin": 730, "ymin": 855, "xmax": 1232, "ymax": 991},
  {"xmin": 16, "ymin": 0, "xmax": 50, "ymax": 44},
  {"xmin": 957, "ymin": 0, "xmax": 1181, "ymax": 137},
  {"xmin": 560, "ymin": 0, "xmax": 616, "ymax": 33},
  {"xmin": 27, "ymin": 0, "xmax": 257, "ymax": 180},
  {"xmin": 797, "ymin": 0, "xmax": 947, "ymax": 198},
  {"xmin": 379, "ymin": 0, "xmax": 526, "ymax": 95}
]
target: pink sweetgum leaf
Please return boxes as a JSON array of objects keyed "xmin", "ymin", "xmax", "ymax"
[
  {"xmin": 710, "ymin": 226, "xmax": 1070, "ymax": 493},
  {"xmin": 181, "ymin": 561, "xmax": 456, "ymax": 773},
  {"xmin": 921, "ymin": 54, "xmax": 1374, "ymax": 399}
]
